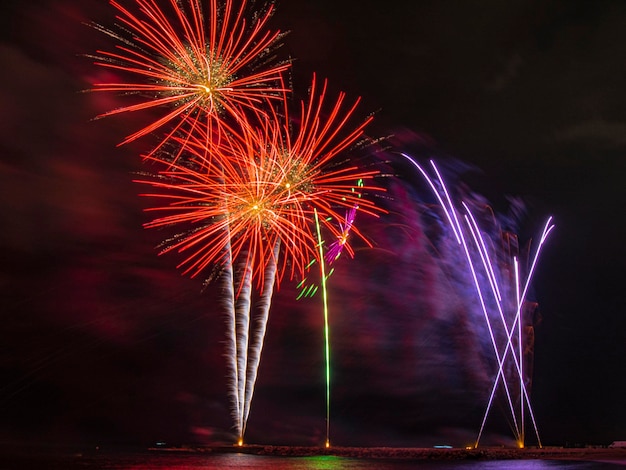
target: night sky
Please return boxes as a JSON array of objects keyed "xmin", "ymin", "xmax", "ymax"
[{"xmin": 1, "ymin": 0, "xmax": 624, "ymax": 450}]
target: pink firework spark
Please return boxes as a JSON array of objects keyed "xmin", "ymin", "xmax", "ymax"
[{"xmin": 325, "ymin": 204, "xmax": 358, "ymax": 264}]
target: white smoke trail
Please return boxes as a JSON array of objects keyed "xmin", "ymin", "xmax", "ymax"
[
  {"xmin": 242, "ymin": 240, "xmax": 281, "ymax": 435},
  {"xmin": 221, "ymin": 236, "xmax": 241, "ymax": 439},
  {"xmin": 235, "ymin": 258, "xmax": 253, "ymax": 441}
]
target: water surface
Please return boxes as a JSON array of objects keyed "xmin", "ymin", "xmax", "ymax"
[{"xmin": 11, "ymin": 451, "xmax": 624, "ymax": 469}]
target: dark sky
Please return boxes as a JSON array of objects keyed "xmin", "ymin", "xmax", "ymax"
[{"xmin": 1, "ymin": 0, "xmax": 624, "ymax": 450}]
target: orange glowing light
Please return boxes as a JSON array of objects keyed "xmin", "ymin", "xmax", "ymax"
[
  {"xmin": 135, "ymin": 75, "xmax": 384, "ymax": 293},
  {"xmin": 91, "ymin": 0, "xmax": 290, "ymax": 159}
]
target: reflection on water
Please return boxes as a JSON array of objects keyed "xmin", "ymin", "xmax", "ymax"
[
  {"xmin": 298, "ymin": 455, "xmax": 377, "ymax": 469},
  {"xmin": 99, "ymin": 453, "xmax": 388, "ymax": 469},
  {"xmin": 430, "ymin": 460, "xmax": 623, "ymax": 470},
  {"xmin": 9, "ymin": 452, "xmax": 625, "ymax": 469},
  {"xmin": 211, "ymin": 455, "xmax": 621, "ymax": 470}
]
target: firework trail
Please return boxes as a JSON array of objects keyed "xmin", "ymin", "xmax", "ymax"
[
  {"xmin": 292, "ymin": 198, "xmax": 360, "ymax": 445},
  {"xmin": 221, "ymin": 235, "xmax": 276, "ymax": 443},
  {"xmin": 313, "ymin": 209, "xmax": 332, "ymax": 447},
  {"xmin": 294, "ymin": 201, "xmax": 359, "ymax": 445},
  {"xmin": 234, "ymin": 260, "xmax": 252, "ymax": 442},
  {"xmin": 90, "ymin": 0, "xmax": 290, "ymax": 161},
  {"xmin": 220, "ymin": 236, "xmax": 241, "ymax": 437},
  {"xmin": 401, "ymin": 154, "xmax": 553, "ymax": 448},
  {"xmin": 471, "ymin": 215, "xmax": 554, "ymax": 448},
  {"xmin": 242, "ymin": 239, "xmax": 281, "ymax": 436}
]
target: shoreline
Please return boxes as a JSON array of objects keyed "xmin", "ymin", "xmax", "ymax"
[
  {"xmin": 2, "ymin": 441, "xmax": 625, "ymax": 464},
  {"xmin": 150, "ymin": 444, "xmax": 626, "ymax": 462}
]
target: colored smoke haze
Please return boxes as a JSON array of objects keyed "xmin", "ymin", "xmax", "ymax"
[
  {"xmin": 7, "ymin": 0, "xmax": 622, "ymax": 450},
  {"xmin": 396, "ymin": 155, "xmax": 552, "ymax": 447},
  {"xmin": 254, "ymin": 143, "xmax": 552, "ymax": 446}
]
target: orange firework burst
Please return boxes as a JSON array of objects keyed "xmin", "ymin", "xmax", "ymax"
[
  {"xmin": 135, "ymin": 75, "xmax": 384, "ymax": 291},
  {"xmin": 91, "ymin": 0, "xmax": 290, "ymax": 158}
]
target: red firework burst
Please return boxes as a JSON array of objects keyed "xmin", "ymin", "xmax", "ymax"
[
  {"xmin": 135, "ymin": 75, "xmax": 384, "ymax": 291},
  {"xmin": 91, "ymin": 0, "xmax": 290, "ymax": 159}
]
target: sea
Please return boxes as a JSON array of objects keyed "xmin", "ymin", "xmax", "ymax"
[{"xmin": 4, "ymin": 451, "xmax": 624, "ymax": 470}]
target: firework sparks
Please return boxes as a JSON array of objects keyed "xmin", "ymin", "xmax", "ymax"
[
  {"xmin": 90, "ymin": 0, "xmax": 290, "ymax": 159},
  {"xmin": 401, "ymin": 154, "xmax": 553, "ymax": 448},
  {"xmin": 295, "ymin": 205, "xmax": 356, "ymax": 302},
  {"xmin": 296, "ymin": 193, "xmax": 361, "ymax": 300},
  {"xmin": 325, "ymin": 204, "xmax": 358, "ymax": 264},
  {"xmin": 137, "ymin": 74, "xmax": 383, "ymax": 292}
]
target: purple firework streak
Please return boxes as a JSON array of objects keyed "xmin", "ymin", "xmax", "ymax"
[
  {"xmin": 296, "ymin": 204, "xmax": 359, "ymax": 300},
  {"xmin": 401, "ymin": 153, "xmax": 554, "ymax": 448},
  {"xmin": 325, "ymin": 205, "xmax": 358, "ymax": 265}
]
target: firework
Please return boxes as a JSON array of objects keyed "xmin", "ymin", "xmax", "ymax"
[
  {"xmin": 325, "ymin": 204, "xmax": 358, "ymax": 264},
  {"xmin": 137, "ymin": 75, "xmax": 382, "ymax": 291},
  {"xmin": 314, "ymin": 209, "xmax": 332, "ymax": 448},
  {"xmin": 296, "ymin": 197, "xmax": 360, "ymax": 300},
  {"xmin": 297, "ymin": 197, "xmax": 361, "ymax": 447},
  {"xmin": 90, "ymin": 0, "xmax": 382, "ymax": 448},
  {"xmin": 137, "ymin": 125, "xmax": 316, "ymax": 442},
  {"xmin": 134, "ymin": 75, "xmax": 383, "ymax": 443},
  {"xmin": 90, "ymin": 0, "xmax": 290, "ymax": 159},
  {"xmin": 402, "ymin": 154, "xmax": 553, "ymax": 448}
]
